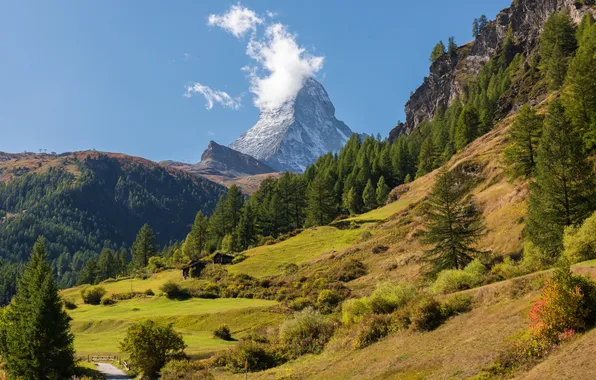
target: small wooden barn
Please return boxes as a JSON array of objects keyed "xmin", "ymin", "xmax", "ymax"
[
  {"xmin": 213, "ymin": 253, "xmax": 234, "ymax": 265},
  {"xmin": 181, "ymin": 260, "xmax": 207, "ymax": 280}
]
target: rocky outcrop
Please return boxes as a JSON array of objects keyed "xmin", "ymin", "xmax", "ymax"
[{"xmin": 389, "ymin": 0, "xmax": 595, "ymax": 141}]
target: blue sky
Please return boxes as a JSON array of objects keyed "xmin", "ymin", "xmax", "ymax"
[{"xmin": 0, "ymin": 0, "xmax": 509, "ymax": 163}]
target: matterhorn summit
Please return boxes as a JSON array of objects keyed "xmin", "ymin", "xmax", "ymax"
[{"xmin": 230, "ymin": 78, "xmax": 353, "ymax": 172}]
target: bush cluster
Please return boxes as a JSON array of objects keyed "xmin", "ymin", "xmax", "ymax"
[
  {"xmin": 80, "ymin": 286, "xmax": 107, "ymax": 305},
  {"xmin": 213, "ymin": 324, "xmax": 233, "ymax": 341},
  {"xmin": 279, "ymin": 308, "xmax": 336, "ymax": 357},
  {"xmin": 353, "ymin": 315, "xmax": 392, "ymax": 349},
  {"xmin": 160, "ymin": 281, "xmax": 190, "ymax": 300}
]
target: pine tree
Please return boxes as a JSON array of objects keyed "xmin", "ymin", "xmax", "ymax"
[
  {"xmin": 563, "ymin": 19, "xmax": 596, "ymax": 150},
  {"xmin": 96, "ymin": 248, "xmax": 116, "ymax": 282},
  {"xmin": 376, "ymin": 176, "xmax": 391, "ymax": 206},
  {"xmin": 416, "ymin": 138, "xmax": 436, "ymax": 177},
  {"xmin": 2, "ymin": 237, "xmax": 75, "ymax": 379},
  {"xmin": 472, "ymin": 18, "xmax": 480, "ymax": 38},
  {"xmin": 77, "ymin": 257, "xmax": 98, "ymax": 285},
  {"xmin": 540, "ymin": 11, "xmax": 577, "ymax": 89},
  {"xmin": 504, "ymin": 105, "xmax": 544, "ymax": 178},
  {"xmin": 132, "ymin": 224, "xmax": 156, "ymax": 268},
  {"xmin": 182, "ymin": 211, "xmax": 209, "ymax": 260},
  {"xmin": 420, "ymin": 169, "xmax": 486, "ymax": 273},
  {"xmin": 345, "ymin": 187, "xmax": 360, "ymax": 215},
  {"xmin": 236, "ymin": 203, "xmax": 256, "ymax": 250},
  {"xmin": 224, "ymin": 185, "xmax": 244, "ymax": 232},
  {"xmin": 305, "ymin": 173, "xmax": 338, "ymax": 226},
  {"xmin": 430, "ymin": 41, "xmax": 446, "ymax": 62},
  {"xmin": 362, "ymin": 179, "xmax": 377, "ymax": 211},
  {"xmin": 455, "ymin": 106, "xmax": 481, "ymax": 150},
  {"xmin": 526, "ymin": 100, "xmax": 596, "ymax": 256},
  {"xmin": 448, "ymin": 37, "xmax": 458, "ymax": 61}
]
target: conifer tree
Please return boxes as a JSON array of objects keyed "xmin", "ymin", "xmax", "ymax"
[
  {"xmin": 182, "ymin": 211, "xmax": 209, "ymax": 260},
  {"xmin": 472, "ymin": 18, "xmax": 480, "ymax": 38},
  {"xmin": 345, "ymin": 187, "xmax": 360, "ymax": 215},
  {"xmin": 420, "ymin": 169, "xmax": 486, "ymax": 273},
  {"xmin": 430, "ymin": 41, "xmax": 446, "ymax": 62},
  {"xmin": 96, "ymin": 248, "xmax": 116, "ymax": 282},
  {"xmin": 2, "ymin": 237, "xmax": 75, "ymax": 379},
  {"xmin": 563, "ymin": 18, "xmax": 596, "ymax": 150},
  {"xmin": 416, "ymin": 138, "xmax": 436, "ymax": 177},
  {"xmin": 236, "ymin": 203, "xmax": 256, "ymax": 251},
  {"xmin": 504, "ymin": 105, "xmax": 544, "ymax": 178},
  {"xmin": 526, "ymin": 100, "xmax": 596, "ymax": 256},
  {"xmin": 448, "ymin": 37, "xmax": 458, "ymax": 61},
  {"xmin": 305, "ymin": 174, "xmax": 338, "ymax": 226},
  {"xmin": 77, "ymin": 257, "xmax": 98, "ymax": 285},
  {"xmin": 376, "ymin": 176, "xmax": 391, "ymax": 206},
  {"xmin": 540, "ymin": 11, "xmax": 577, "ymax": 89},
  {"xmin": 132, "ymin": 224, "xmax": 156, "ymax": 268},
  {"xmin": 224, "ymin": 185, "xmax": 244, "ymax": 232},
  {"xmin": 362, "ymin": 179, "xmax": 377, "ymax": 211},
  {"xmin": 455, "ymin": 106, "xmax": 481, "ymax": 150}
]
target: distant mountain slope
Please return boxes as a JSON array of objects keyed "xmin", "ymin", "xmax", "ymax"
[
  {"xmin": 162, "ymin": 142, "xmax": 278, "ymax": 194},
  {"xmin": 0, "ymin": 151, "xmax": 226, "ymax": 287},
  {"xmin": 230, "ymin": 78, "xmax": 353, "ymax": 172}
]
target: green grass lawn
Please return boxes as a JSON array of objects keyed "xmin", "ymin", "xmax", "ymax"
[
  {"xmin": 68, "ymin": 296, "xmax": 281, "ymax": 358},
  {"xmin": 62, "ymin": 270, "xmax": 182, "ymax": 303},
  {"xmin": 344, "ymin": 197, "xmax": 413, "ymax": 223},
  {"xmin": 229, "ymin": 226, "xmax": 364, "ymax": 277}
]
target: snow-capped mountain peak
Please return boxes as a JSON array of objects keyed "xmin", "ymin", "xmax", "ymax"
[{"xmin": 229, "ymin": 78, "xmax": 352, "ymax": 172}]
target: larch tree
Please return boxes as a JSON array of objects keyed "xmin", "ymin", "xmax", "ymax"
[
  {"xmin": 362, "ymin": 179, "xmax": 377, "ymax": 211},
  {"xmin": 132, "ymin": 223, "xmax": 157, "ymax": 268},
  {"xmin": 1, "ymin": 237, "xmax": 75, "ymax": 379},
  {"xmin": 306, "ymin": 173, "xmax": 337, "ymax": 226},
  {"xmin": 430, "ymin": 41, "xmax": 446, "ymax": 62},
  {"xmin": 182, "ymin": 210, "xmax": 209, "ymax": 260},
  {"xmin": 420, "ymin": 168, "xmax": 486, "ymax": 274},
  {"xmin": 376, "ymin": 176, "xmax": 391, "ymax": 206},
  {"xmin": 504, "ymin": 105, "xmax": 544, "ymax": 178},
  {"xmin": 526, "ymin": 100, "xmax": 596, "ymax": 256},
  {"xmin": 540, "ymin": 11, "xmax": 577, "ymax": 89}
]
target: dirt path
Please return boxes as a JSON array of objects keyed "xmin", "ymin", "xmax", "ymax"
[{"xmin": 95, "ymin": 363, "xmax": 131, "ymax": 380}]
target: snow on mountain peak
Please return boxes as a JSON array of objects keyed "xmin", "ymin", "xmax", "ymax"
[{"xmin": 229, "ymin": 78, "xmax": 352, "ymax": 172}]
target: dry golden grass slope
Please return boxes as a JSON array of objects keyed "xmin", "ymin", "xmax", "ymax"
[{"xmin": 216, "ymin": 103, "xmax": 571, "ymax": 379}]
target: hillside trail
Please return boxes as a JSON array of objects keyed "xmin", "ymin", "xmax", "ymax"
[{"xmin": 95, "ymin": 362, "xmax": 131, "ymax": 379}]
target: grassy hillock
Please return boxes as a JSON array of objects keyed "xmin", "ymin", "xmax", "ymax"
[{"xmin": 62, "ymin": 271, "xmax": 283, "ymax": 358}]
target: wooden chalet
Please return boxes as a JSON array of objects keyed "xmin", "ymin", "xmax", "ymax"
[
  {"xmin": 213, "ymin": 253, "xmax": 234, "ymax": 265},
  {"xmin": 181, "ymin": 260, "xmax": 207, "ymax": 280}
]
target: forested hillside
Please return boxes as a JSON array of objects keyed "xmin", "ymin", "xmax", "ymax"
[{"xmin": 0, "ymin": 151, "xmax": 226, "ymax": 291}]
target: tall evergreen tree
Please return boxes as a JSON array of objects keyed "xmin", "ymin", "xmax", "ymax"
[
  {"xmin": 224, "ymin": 185, "xmax": 244, "ymax": 233},
  {"xmin": 540, "ymin": 11, "xmax": 577, "ymax": 89},
  {"xmin": 563, "ymin": 18, "xmax": 596, "ymax": 150},
  {"xmin": 77, "ymin": 257, "xmax": 98, "ymax": 285},
  {"xmin": 472, "ymin": 18, "xmax": 480, "ymax": 38},
  {"xmin": 362, "ymin": 179, "xmax": 377, "ymax": 211},
  {"xmin": 236, "ymin": 203, "xmax": 256, "ymax": 251},
  {"xmin": 1, "ymin": 237, "xmax": 75, "ymax": 379},
  {"xmin": 526, "ymin": 100, "xmax": 596, "ymax": 256},
  {"xmin": 305, "ymin": 173, "xmax": 338, "ymax": 226},
  {"xmin": 430, "ymin": 41, "xmax": 446, "ymax": 62},
  {"xmin": 420, "ymin": 169, "xmax": 486, "ymax": 273},
  {"xmin": 504, "ymin": 105, "xmax": 544, "ymax": 178},
  {"xmin": 131, "ymin": 224, "xmax": 156, "ymax": 268},
  {"xmin": 96, "ymin": 248, "xmax": 116, "ymax": 282},
  {"xmin": 455, "ymin": 106, "xmax": 481, "ymax": 150},
  {"xmin": 448, "ymin": 37, "xmax": 458, "ymax": 61},
  {"xmin": 182, "ymin": 211, "xmax": 209, "ymax": 260},
  {"xmin": 376, "ymin": 176, "xmax": 391, "ymax": 206}
]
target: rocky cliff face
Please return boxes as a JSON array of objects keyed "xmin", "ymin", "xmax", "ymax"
[
  {"xmin": 197, "ymin": 141, "xmax": 275, "ymax": 177},
  {"xmin": 389, "ymin": 0, "xmax": 595, "ymax": 141},
  {"xmin": 230, "ymin": 78, "xmax": 353, "ymax": 172}
]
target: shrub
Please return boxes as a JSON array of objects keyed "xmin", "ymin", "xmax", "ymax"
[
  {"xmin": 316, "ymin": 290, "xmax": 343, "ymax": 314},
  {"xmin": 147, "ymin": 256, "xmax": 167, "ymax": 273},
  {"xmin": 62, "ymin": 298, "xmax": 77, "ymax": 310},
  {"xmin": 359, "ymin": 231, "xmax": 373, "ymax": 242},
  {"xmin": 341, "ymin": 298, "xmax": 372, "ymax": 325},
  {"xmin": 368, "ymin": 282, "xmax": 416, "ymax": 314},
  {"xmin": 492, "ymin": 256, "xmax": 527, "ymax": 280},
  {"xmin": 441, "ymin": 294, "xmax": 473, "ymax": 317},
  {"xmin": 214, "ymin": 339, "xmax": 282, "ymax": 372},
  {"xmin": 430, "ymin": 270, "xmax": 476, "ymax": 295},
  {"xmin": 529, "ymin": 264, "xmax": 596, "ymax": 345},
  {"xmin": 119, "ymin": 320, "xmax": 187, "ymax": 378},
  {"xmin": 144, "ymin": 288, "xmax": 154, "ymax": 296},
  {"xmin": 289, "ymin": 297, "xmax": 313, "ymax": 311},
  {"xmin": 409, "ymin": 297, "xmax": 444, "ymax": 332},
  {"xmin": 160, "ymin": 281, "xmax": 189, "ymax": 300},
  {"xmin": 353, "ymin": 315, "xmax": 392, "ymax": 349},
  {"xmin": 279, "ymin": 308, "xmax": 335, "ymax": 356},
  {"xmin": 213, "ymin": 324, "xmax": 233, "ymax": 341},
  {"xmin": 464, "ymin": 259, "xmax": 486, "ymax": 277},
  {"xmin": 81, "ymin": 286, "xmax": 107, "ymax": 305},
  {"xmin": 333, "ymin": 259, "xmax": 366, "ymax": 282},
  {"xmin": 160, "ymin": 360, "xmax": 213, "ymax": 380},
  {"xmin": 101, "ymin": 296, "xmax": 116, "ymax": 306},
  {"xmin": 280, "ymin": 263, "xmax": 299, "ymax": 275},
  {"xmin": 563, "ymin": 211, "xmax": 596, "ymax": 263},
  {"xmin": 522, "ymin": 241, "xmax": 553, "ymax": 271}
]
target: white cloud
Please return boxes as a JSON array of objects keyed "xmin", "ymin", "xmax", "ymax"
[
  {"xmin": 207, "ymin": 5, "xmax": 262, "ymax": 38},
  {"xmin": 197, "ymin": 5, "xmax": 324, "ymax": 111},
  {"xmin": 246, "ymin": 23, "xmax": 324, "ymax": 110},
  {"xmin": 185, "ymin": 83, "xmax": 242, "ymax": 110}
]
